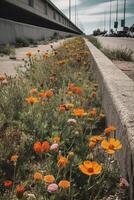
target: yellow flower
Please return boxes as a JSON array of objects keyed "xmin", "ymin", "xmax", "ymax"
[
  {"xmin": 25, "ymin": 96, "xmax": 39, "ymax": 104},
  {"xmin": 79, "ymin": 161, "xmax": 102, "ymax": 176},
  {"xmin": 101, "ymin": 138, "xmax": 122, "ymax": 154}
]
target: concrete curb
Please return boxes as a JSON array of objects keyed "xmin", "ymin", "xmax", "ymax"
[{"xmin": 84, "ymin": 38, "xmax": 134, "ymax": 199}]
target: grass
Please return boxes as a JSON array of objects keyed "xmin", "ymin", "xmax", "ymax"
[
  {"xmin": 87, "ymin": 36, "xmax": 133, "ymax": 62},
  {"xmin": 102, "ymin": 48, "xmax": 133, "ymax": 61},
  {"xmin": 87, "ymin": 36, "xmax": 102, "ymax": 49},
  {"xmin": 0, "ymin": 44, "xmax": 15, "ymax": 56}
]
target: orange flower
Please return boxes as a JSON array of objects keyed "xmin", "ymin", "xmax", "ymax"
[
  {"xmin": 73, "ymin": 108, "xmax": 87, "ymax": 117},
  {"xmin": 58, "ymin": 180, "xmax": 70, "ymax": 189},
  {"xmin": 43, "ymin": 53, "xmax": 48, "ymax": 59},
  {"xmin": 72, "ymin": 87, "xmax": 82, "ymax": 94},
  {"xmin": 88, "ymin": 141, "xmax": 96, "ymax": 149},
  {"xmin": 52, "ymin": 136, "xmax": 60, "ymax": 144},
  {"xmin": 16, "ymin": 184, "xmax": 25, "ymax": 198},
  {"xmin": 88, "ymin": 136, "xmax": 103, "ymax": 149},
  {"xmin": 104, "ymin": 126, "xmax": 116, "ymax": 135},
  {"xmin": 10, "ymin": 155, "xmax": 18, "ymax": 162},
  {"xmin": 89, "ymin": 135, "xmax": 103, "ymax": 143},
  {"xmin": 0, "ymin": 75, "xmax": 6, "ymax": 81},
  {"xmin": 89, "ymin": 108, "xmax": 96, "ymax": 117},
  {"xmin": 38, "ymin": 92, "xmax": 46, "ymax": 98},
  {"xmin": 101, "ymin": 138, "xmax": 122, "ymax": 154},
  {"xmin": 91, "ymin": 92, "xmax": 96, "ymax": 98},
  {"xmin": 33, "ymin": 141, "xmax": 42, "ymax": 153},
  {"xmin": 26, "ymin": 51, "xmax": 33, "ymax": 57},
  {"xmin": 44, "ymin": 175, "xmax": 55, "ymax": 184},
  {"xmin": 59, "ymin": 104, "xmax": 66, "ymax": 112},
  {"xmin": 79, "ymin": 161, "xmax": 102, "ymax": 176},
  {"xmin": 45, "ymin": 90, "xmax": 54, "ymax": 98},
  {"xmin": 41, "ymin": 141, "xmax": 50, "ymax": 152},
  {"xmin": 34, "ymin": 172, "xmax": 43, "ymax": 181},
  {"xmin": 68, "ymin": 83, "xmax": 75, "ymax": 91},
  {"xmin": 25, "ymin": 96, "xmax": 39, "ymax": 104},
  {"xmin": 4, "ymin": 180, "xmax": 13, "ymax": 187},
  {"xmin": 57, "ymin": 156, "xmax": 68, "ymax": 168},
  {"xmin": 68, "ymin": 84, "xmax": 82, "ymax": 94},
  {"xmin": 30, "ymin": 88, "xmax": 37, "ymax": 94}
]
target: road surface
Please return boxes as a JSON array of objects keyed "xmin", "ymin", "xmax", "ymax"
[{"xmin": 0, "ymin": 39, "xmax": 65, "ymax": 76}]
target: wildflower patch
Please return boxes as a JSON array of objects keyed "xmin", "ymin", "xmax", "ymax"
[{"xmin": 0, "ymin": 37, "xmax": 128, "ymax": 199}]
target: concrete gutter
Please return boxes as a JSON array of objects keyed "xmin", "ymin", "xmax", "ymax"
[{"xmin": 84, "ymin": 38, "xmax": 134, "ymax": 199}]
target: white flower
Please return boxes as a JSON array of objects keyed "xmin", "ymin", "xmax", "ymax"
[{"xmin": 67, "ymin": 118, "xmax": 77, "ymax": 125}]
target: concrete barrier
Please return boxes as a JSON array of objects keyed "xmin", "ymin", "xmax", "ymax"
[
  {"xmin": 84, "ymin": 38, "xmax": 134, "ymax": 199},
  {"xmin": 0, "ymin": 18, "xmax": 74, "ymax": 44}
]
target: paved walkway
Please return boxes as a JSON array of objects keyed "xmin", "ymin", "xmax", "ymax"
[
  {"xmin": 97, "ymin": 36, "xmax": 134, "ymax": 81},
  {"xmin": 97, "ymin": 36, "xmax": 134, "ymax": 59},
  {"xmin": 0, "ymin": 39, "xmax": 65, "ymax": 76}
]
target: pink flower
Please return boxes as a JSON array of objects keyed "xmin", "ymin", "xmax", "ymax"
[
  {"xmin": 50, "ymin": 143, "xmax": 59, "ymax": 151},
  {"xmin": 119, "ymin": 178, "xmax": 129, "ymax": 189},
  {"xmin": 47, "ymin": 183, "xmax": 58, "ymax": 193},
  {"xmin": 67, "ymin": 118, "xmax": 77, "ymax": 125}
]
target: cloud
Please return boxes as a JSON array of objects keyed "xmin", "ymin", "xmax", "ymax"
[{"xmin": 51, "ymin": 0, "xmax": 134, "ymax": 34}]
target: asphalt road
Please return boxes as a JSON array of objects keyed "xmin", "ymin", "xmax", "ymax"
[{"xmin": 97, "ymin": 37, "xmax": 134, "ymax": 58}]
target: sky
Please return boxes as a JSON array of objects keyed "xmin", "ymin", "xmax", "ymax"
[{"xmin": 51, "ymin": 0, "xmax": 134, "ymax": 34}]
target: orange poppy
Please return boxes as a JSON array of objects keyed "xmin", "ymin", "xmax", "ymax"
[
  {"xmin": 57, "ymin": 156, "xmax": 68, "ymax": 168},
  {"xmin": 88, "ymin": 136, "xmax": 103, "ymax": 149},
  {"xmin": 89, "ymin": 135, "xmax": 103, "ymax": 143},
  {"xmin": 42, "ymin": 141, "xmax": 50, "ymax": 152},
  {"xmin": 0, "ymin": 75, "xmax": 6, "ymax": 81},
  {"xmin": 72, "ymin": 87, "xmax": 82, "ymax": 94},
  {"xmin": 52, "ymin": 136, "xmax": 60, "ymax": 144},
  {"xmin": 44, "ymin": 175, "xmax": 55, "ymax": 184},
  {"xmin": 73, "ymin": 108, "xmax": 87, "ymax": 117},
  {"xmin": 16, "ymin": 184, "xmax": 25, "ymax": 194},
  {"xmin": 4, "ymin": 180, "xmax": 13, "ymax": 187},
  {"xmin": 101, "ymin": 138, "xmax": 122, "ymax": 154},
  {"xmin": 10, "ymin": 155, "xmax": 18, "ymax": 162},
  {"xmin": 88, "ymin": 141, "xmax": 96, "ymax": 149},
  {"xmin": 59, "ymin": 104, "xmax": 66, "ymax": 112},
  {"xmin": 89, "ymin": 108, "xmax": 96, "ymax": 117},
  {"xmin": 104, "ymin": 126, "xmax": 116, "ymax": 135},
  {"xmin": 25, "ymin": 96, "xmax": 39, "ymax": 105},
  {"xmin": 26, "ymin": 51, "xmax": 33, "ymax": 57},
  {"xmin": 38, "ymin": 92, "xmax": 46, "ymax": 98},
  {"xmin": 33, "ymin": 141, "xmax": 42, "ymax": 153},
  {"xmin": 45, "ymin": 90, "xmax": 54, "ymax": 98},
  {"xmin": 58, "ymin": 180, "xmax": 70, "ymax": 189},
  {"xmin": 79, "ymin": 161, "xmax": 102, "ymax": 176},
  {"xmin": 91, "ymin": 92, "xmax": 96, "ymax": 98},
  {"xmin": 34, "ymin": 172, "xmax": 43, "ymax": 181},
  {"xmin": 30, "ymin": 88, "xmax": 37, "ymax": 94}
]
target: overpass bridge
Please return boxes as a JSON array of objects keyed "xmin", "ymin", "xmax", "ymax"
[{"xmin": 0, "ymin": 0, "xmax": 83, "ymax": 44}]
